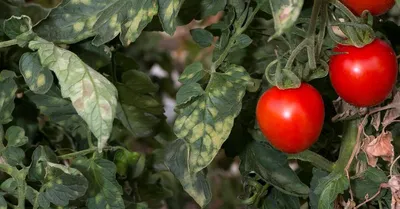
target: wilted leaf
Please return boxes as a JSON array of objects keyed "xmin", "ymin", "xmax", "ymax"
[
  {"xmin": 164, "ymin": 139, "xmax": 212, "ymax": 207},
  {"xmin": 262, "ymin": 188, "xmax": 300, "ymax": 209},
  {"xmin": 314, "ymin": 172, "xmax": 349, "ymax": 209},
  {"xmin": 19, "ymin": 52, "xmax": 53, "ymax": 94},
  {"xmin": 371, "ymin": 112, "xmax": 381, "ymax": 131},
  {"xmin": 35, "ymin": 0, "xmax": 158, "ymax": 46},
  {"xmin": 72, "ymin": 157, "xmax": 125, "ymax": 209},
  {"xmin": 2, "ymin": 146, "xmax": 24, "ymax": 166},
  {"xmin": 382, "ymin": 91, "xmax": 400, "ymax": 127},
  {"xmin": 174, "ymin": 64, "xmax": 250, "ymax": 173},
  {"xmin": 269, "ymin": 0, "xmax": 304, "ymax": 40},
  {"xmin": 0, "ymin": 70, "xmax": 17, "ymax": 124},
  {"xmin": 28, "ymin": 38, "xmax": 118, "ymax": 151},
  {"xmin": 240, "ymin": 137, "xmax": 309, "ymax": 197},
  {"xmin": 5, "ymin": 126, "xmax": 28, "ymax": 147},
  {"xmin": 116, "ymin": 70, "xmax": 164, "ymax": 138},
  {"xmin": 388, "ymin": 175, "xmax": 400, "ymax": 209},
  {"xmin": 332, "ymin": 97, "xmax": 365, "ymax": 122},
  {"xmin": 3, "ymin": 15, "xmax": 35, "ymax": 46},
  {"xmin": 158, "ymin": 0, "xmax": 185, "ymax": 35},
  {"xmin": 34, "ymin": 162, "xmax": 88, "ymax": 208},
  {"xmin": 362, "ymin": 131, "xmax": 394, "ymax": 167},
  {"xmin": 28, "ymin": 146, "xmax": 58, "ymax": 182}
]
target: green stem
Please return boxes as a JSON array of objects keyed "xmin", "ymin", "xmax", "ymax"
[
  {"xmin": 333, "ymin": 119, "xmax": 359, "ymax": 173},
  {"xmin": 212, "ymin": 4, "xmax": 261, "ymax": 71},
  {"xmin": 288, "ymin": 150, "xmax": 334, "ymax": 172},
  {"xmin": 0, "ymin": 165, "xmax": 27, "ymax": 209},
  {"xmin": 332, "ymin": 0, "xmax": 358, "ymax": 22},
  {"xmin": 58, "ymin": 147, "xmax": 98, "ymax": 159},
  {"xmin": 87, "ymin": 128, "xmax": 94, "ymax": 148},
  {"xmin": 0, "ymin": 39, "xmax": 18, "ymax": 49}
]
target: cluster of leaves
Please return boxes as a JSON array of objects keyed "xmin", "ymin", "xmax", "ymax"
[{"xmin": 2, "ymin": 0, "xmax": 400, "ymax": 209}]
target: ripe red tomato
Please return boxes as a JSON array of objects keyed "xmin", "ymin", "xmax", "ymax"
[
  {"xmin": 340, "ymin": 0, "xmax": 395, "ymax": 16},
  {"xmin": 329, "ymin": 39, "xmax": 398, "ymax": 107},
  {"xmin": 256, "ymin": 83, "xmax": 325, "ymax": 154}
]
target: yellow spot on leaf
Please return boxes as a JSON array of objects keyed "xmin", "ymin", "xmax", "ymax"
[
  {"xmin": 36, "ymin": 74, "xmax": 46, "ymax": 87},
  {"xmin": 24, "ymin": 70, "xmax": 32, "ymax": 79},
  {"xmin": 73, "ymin": 22, "xmax": 85, "ymax": 32}
]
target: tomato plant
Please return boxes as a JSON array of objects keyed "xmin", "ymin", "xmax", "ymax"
[
  {"xmin": 1, "ymin": 0, "xmax": 400, "ymax": 209},
  {"xmin": 340, "ymin": 0, "xmax": 395, "ymax": 16},
  {"xmin": 329, "ymin": 38, "xmax": 398, "ymax": 107},
  {"xmin": 256, "ymin": 83, "xmax": 325, "ymax": 154}
]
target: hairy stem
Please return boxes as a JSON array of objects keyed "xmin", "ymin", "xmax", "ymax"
[
  {"xmin": 212, "ymin": 4, "xmax": 261, "ymax": 71},
  {"xmin": 333, "ymin": 119, "xmax": 359, "ymax": 173},
  {"xmin": 288, "ymin": 150, "xmax": 334, "ymax": 172},
  {"xmin": 0, "ymin": 39, "xmax": 18, "ymax": 48}
]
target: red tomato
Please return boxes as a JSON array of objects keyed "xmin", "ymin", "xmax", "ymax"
[
  {"xmin": 256, "ymin": 83, "xmax": 325, "ymax": 154},
  {"xmin": 329, "ymin": 39, "xmax": 398, "ymax": 107},
  {"xmin": 340, "ymin": 0, "xmax": 395, "ymax": 16}
]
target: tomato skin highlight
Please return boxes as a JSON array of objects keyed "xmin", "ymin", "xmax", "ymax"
[
  {"xmin": 329, "ymin": 39, "xmax": 398, "ymax": 107},
  {"xmin": 340, "ymin": 0, "xmax": 395, "ymax": 16},
  {"xmin": 256, "ymin": 83, "xmax": 325, "ymax": 154}
]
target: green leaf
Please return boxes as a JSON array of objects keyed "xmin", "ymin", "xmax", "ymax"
[
  {"xmin": 239, "ymin": 137, "xmax": 309, "ymax": 197},
  {"xmin": 228, "ymin": 0, "xmax": 245, "ymax": 15},
  {"xmin": 232, "ymin": 34, "xmax": 252, "ymax": 50},
  {"xmin": 309, "ymin": 168, "xmax": 329, "ymax": 209},
  {"xmin": 178, "ymin": 62, "xmax": 207, "ymax": 84},
  {"xmin": 116, "ymin": 70, "xmax": 164, "ymax": 138},
  {"xmin": 314, "ymin": 172, "xmax": 349, "ymax": 209},
  {"xmin": 262, "ymin": 188, "xmax": 300, "ymax": 209},
  {"xmin": 0, "ymin": 195, "xmax": 6, "ymax": 208},
  {"xmin": 190, "ymin": 28, "xmax": 214, "ymax": 48},
  {"xmin": 34, "ymin": 162, "xmax": 88, "ymax": 208},
  {"xmin": 19, "ymin": 52, "xmax": 54, "ymax": 94},
  {"xmin": 26, "ymin": 85, "xmax": 88, "ymax": 138},
  {"xmin": 352, "ymin": 167, "xmax": 388, "ymax": 201},
  {"xmin": 3, "ymin": 15, "xmax": 35, "ymax": 46},
  {"xmin": 28, "ymin": 146, "xmax": 58, "ymax": 182},
  {"xmin": 269, "ymin": 0, "xmax": 304, "ymax": 41},
  {"xmin": 28, "ymin": 38, "xmax": 118, "ymax": 151},
  {"xmin": 158, "ymin": 0, "xmax": 185, "ymax": 35},
  {"xmin": 201, "ymin": 0, "xmax": 227, "ymax": 17},
  {"xmin": 176, "ymin": 83, "xmax": 204, "ymax": 107},
  {"xmin": 0, "ymin": 70, "xmax": 17, "ymax": 124},
  {"xmin": 164, "ymin": 139, "xmax": 212, "ymax": 207},
  {"xmin": 5, "ymin": 126, "xmax": 28, "ymax": 147},
  {"xmin": 72, "ymin": 157, "xmax": 125, "ymax": 209},
  {"xmin": 2, "ymin": 146, "xmax": 24, "ymax": 166},
  {"xmin": 35, "ymin": 0, "xmax": 158, "ymax": 46},
  {"xmin": 70, "ymin": 41, "xmax": 112, "ymax": 70},
  {"xmin": 0, "ymin": 178, "xmax": 17, "ymax": 193},
  {"xmin": 174, "ymin": 64, "xmax": 250, "ymax": 173}
]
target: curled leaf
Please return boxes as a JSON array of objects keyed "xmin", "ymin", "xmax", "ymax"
[
  {"xmin": 332, "ymin": 97, "xmax": 365, "ymax": 122},
  {"xmin": 388, "ymin": 176, "xmax": 400, "ymax": 209},
  {"xmin": 362, "ymin": 131, "xmax": 394, "ymax": 167}
]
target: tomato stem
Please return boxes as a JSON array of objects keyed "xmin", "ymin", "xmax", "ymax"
[
  {"xmin": 0, "ymin": 39, "xmax": 18, "ymax": 48},
  {"xmin": 332, "ymin": 119, "xmax": 359, "ymax": 173},
  {"xmin": 288, "ymin": 150, "xmax": 334, "ymax": 172}
]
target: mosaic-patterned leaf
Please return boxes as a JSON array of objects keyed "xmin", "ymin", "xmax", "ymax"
[
  {"xmin": 174, "ymin": 63, "xmax": 250, "ymax": 173},
  {"xmin": 19, "ymin": 52, "xmax": 54, "ymax": 94},
  {"xmin": 5, "ymin": 126, "xmax": 28, "ymax": 147},
  {"xmin": 164, "ymin": 139, "xmax": 211, "ymax": 207},
  {"xmin": 0, "ymin": 70, "xmax": 18, "ymax": 124},
  {"xmin": 72, "ymin": 157, "xmax": 125, "ymax": 209},
  {"xmin": 34, "ymin": 0, "xmax": 158, "ymax": 46},
  {"xmin": 28, "ymin": 38, "xmax": 118, "ymax": 151},
  {"xmin": 158, "ymin": 0, "xmax": 185, "ymax": 35}
]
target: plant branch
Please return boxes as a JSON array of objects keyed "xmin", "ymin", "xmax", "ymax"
[
  {"xmin": 0, "ymin": 39, "xmax": 18, "ymax": 49},
  {"xmin": 58, "ymin": 147, "xmax": 98, "ymax": 159},
  {"xmin": 288, "ymin": 150, "xmax": 334, "ymax": 172},
  {"xmin": 333, "ymin": 119, "xmax": 359, "ymax": 173},
  {"xmin": 212, "ymin": 4, "xmax": 261, "ymax": 71}
]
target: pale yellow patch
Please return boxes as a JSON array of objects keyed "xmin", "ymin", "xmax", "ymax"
[
  {"xmin": 36, "ymin": 74, "xmax": 46, "ymax": 87},
  {"xmin": 73, "ymin": 22, "xmax": 85, "ymax": 32}
]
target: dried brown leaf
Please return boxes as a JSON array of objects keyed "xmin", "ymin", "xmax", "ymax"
[
  {"xmin": 382, "ymin": 90, "xmax": 400, "ymax": 127},
  {"xmin": 389, "ymin": 176, "xmax": 400, "ymax": 209},
  {"xmin": 371, "ymin": 112, "xmax": 381, "ymax": 131},
  {"xmin": 362, "ymin": 132, "xmax": 394, "ymax": 167}
]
